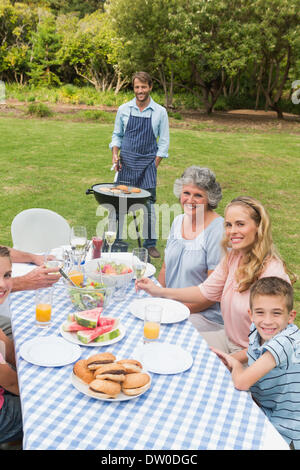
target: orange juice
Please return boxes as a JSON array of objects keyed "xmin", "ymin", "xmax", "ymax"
[
  {"xmin": 36, "ymin": 303, "xmax": 52, "ymax": 323},
  {"xmin": 144, "ymin": 321, "xmax": 160, "ymax": 340},
  {"xmin": 69, "ymin": 269, "xmax": 84, "ymax": 287}
]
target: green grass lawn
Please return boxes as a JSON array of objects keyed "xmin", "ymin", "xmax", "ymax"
[{"xmin": 0, "ymin": 115, "xmax": 299, "ymax": 317}]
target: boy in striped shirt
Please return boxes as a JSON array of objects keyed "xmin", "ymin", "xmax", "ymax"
[{"xmin": 212, "ymin": 276, "xmax": 300, "ymax": 449}]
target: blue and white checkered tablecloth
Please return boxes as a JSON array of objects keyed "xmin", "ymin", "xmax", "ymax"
[{"xmin": 10, "ymin": 280, "xmax": 269, "ymax": 450}]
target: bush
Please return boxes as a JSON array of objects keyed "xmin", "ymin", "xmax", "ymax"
[
  {"xmin": 77, "ymin": 110, "xmax": 115, "ymax": 123},
  {"xmin": 26, "ymin": 102, "xmax": 54, "ymax": 117},
  {"xmin": 168, "ymin": 111, "xmax": 182, "ymax": 120}
]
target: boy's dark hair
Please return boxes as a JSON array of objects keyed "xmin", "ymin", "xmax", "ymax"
[
  {"xmin": 250, "ymin": 277, "xmax": 294, "ymax": 312},
  {"xmin": 132, "ymin": 71, "xmax": 153, "ymax": 88},
  {"xmin": 0, "ymin": 246, "xmax": 10, "ymax": 259}
]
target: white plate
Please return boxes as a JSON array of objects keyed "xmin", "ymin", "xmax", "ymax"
[
  {"xmin": 129, "ymin": 298, "xmax": 190, "ymax": 324},
  {"xmin": 136, "ymin": 343, "xmax": 193, "ymax": 375},
  {"xmin": 60, "ymin": 323, "xmax": 126, "ymax": 347},
  {"xmin": 71, "ymin": 371, "xmax": 151, "ymax": 402},
  {"xmin": 20, "ymin": 336, "xmax": 81, "ymax": 367}
]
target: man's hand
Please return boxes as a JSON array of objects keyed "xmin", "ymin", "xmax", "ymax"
[
  {"xmin": 112, "ymin": 147, "xmax": 121, "ymax": 171},
  {"xmin": 12, "ymin": 266, "xmax": 60, "ymax": 292},
  {"xmin": 155, "ymin": 156, "xmax": 163, "ymax": 168}
]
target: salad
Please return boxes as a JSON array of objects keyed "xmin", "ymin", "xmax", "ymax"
[{"xmin": 68, "ymin": 278, "xmax": 112, "ymax": 311}]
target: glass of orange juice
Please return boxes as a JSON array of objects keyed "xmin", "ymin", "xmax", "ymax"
[
  {"xmin": 35, "ymin": 288, "xmax": 53, "ymax": 328},
  {"xmin": 143, "ymin": 304, "xmax": 162, "ymax": 344}
]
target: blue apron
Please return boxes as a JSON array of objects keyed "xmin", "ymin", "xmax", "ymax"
[{"xmin": 117, "ymin": 111, "xmax": 158, "ymax": 189}]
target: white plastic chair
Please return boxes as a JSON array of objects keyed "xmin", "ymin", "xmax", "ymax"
[{"xmin": 11, "ymin": 208, "xmax": 71, "ymax": 253}]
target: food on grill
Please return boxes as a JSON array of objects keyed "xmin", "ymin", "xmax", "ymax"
[
  {"xmin": 110, "ymin": 188, "xmax": 121, "ymax": 194},
  {"xmin": 100, "ymin": 187, "xmax": 111, "ymax": 192},
  {"xmin": 131, "ymin": 187, "xmax": 141, "ymax": 193},
  {"xmin": 116, "ymin": 185, "xmax": 128, "ymax": 191}
]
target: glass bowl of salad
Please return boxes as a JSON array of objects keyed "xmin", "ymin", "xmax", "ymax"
[{"xmin": 64, "ymin": 278, "xmax": 115, "ymax": 311}]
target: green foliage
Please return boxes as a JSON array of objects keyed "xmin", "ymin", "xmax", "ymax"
[
  {"xmin": 77, "ymin": 110, "xmax": 115, "ymax": 123},
  {"xmin": 1, "ymin": 0, "xmax": 300, "ymax": 116},
  {"xmin": 26, "ymin": 101, "xmax": 53, "ymax": 117},
  {"xmin": 28, "ymin": 11, "xmax": 62, "ymax": 86},
  {"xmin": 168, "ymin": 111, "xmax": 182, "ymax": 120}
]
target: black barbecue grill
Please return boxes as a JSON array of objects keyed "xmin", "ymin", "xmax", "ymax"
[{"xmin": 86, "ymin": 183, "xmax": 151, "ymax": 248}]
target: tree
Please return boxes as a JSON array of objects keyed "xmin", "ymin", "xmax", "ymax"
[
  {"xmin": 0, "ymin": 0, "xmax": 37, "ymax": 83},
  {"xmin": 250, "ymin": 0, "xmax": 300, "ymax": 119},
  {"xmin": 106, "ymin": 0, "xmax": 187, "ymax": 108},
  {"xmin": 29, "ymin": 9, "xmax": 62, "ymax": 86},
  {"xmin": 57, "ymin": 10, "xmax": 126, "ymax": 92},
  {"xmin": 174, "ymin": 0, "xmax": 259, "ymax": 114}
]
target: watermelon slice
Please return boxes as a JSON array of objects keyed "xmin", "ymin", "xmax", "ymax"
[
  {"xmin": 93, "ymin": 328, "xmax": 120, "ymax": 343},
  {"xmin": 77, "ymin": 319, "xmax": 119, "ymax": 344},
  {"xmin": 74, "ymin": 307, "xmax": 103, "ymax": 328},
  {"xmin": 63, "ymin": 321, "xmax": 91, "ymax": 332},
  {"xmin": 63, "ymin": 317, "xmax": 117, "ymax": 333}
]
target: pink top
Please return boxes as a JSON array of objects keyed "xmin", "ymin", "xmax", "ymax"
[
  {"xmin": 199, "ymin": 252, "xmax": 291, "ymax": 348},
  {"xmin": 0, "ymin": 352, "xmax": 5, "ymax": 410}
]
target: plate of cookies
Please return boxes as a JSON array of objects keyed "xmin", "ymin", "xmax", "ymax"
[{"xmin": 72, "ymin": 352, "xmax": 151, "ymax": 401}]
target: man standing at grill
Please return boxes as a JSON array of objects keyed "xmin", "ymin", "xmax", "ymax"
[{"xmin": 109, "ymin": 71, "xmax": 169, "ymax": 259}]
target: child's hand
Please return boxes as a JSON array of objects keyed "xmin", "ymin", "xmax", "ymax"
[{"xmin": 210, "ymin": 347, "xmax": 234, "ymax": 372}]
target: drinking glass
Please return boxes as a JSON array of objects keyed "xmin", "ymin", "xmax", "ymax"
[
  {"xmin": 143, "ymin": 304, "xmax": 162, "ymax": 343},
  {"xmin": 92, "ymin": 236, "xmax": 103, "ymax": 259},
  {"xmin": 44, "ymin": 249, "xmax": 64, "ymax": 271},
  {"xmin": 70, "ymin": 226, "xmax": 87, "ymax": 253},
  {"xmin": 132, "ymin": 248, "xmax": 148, "ymax": 297},
  {"xmin": 104, "ymin": 219, "xmax": 117, "ymax": 257},
  {"xmin": 35, "ymin": 288, "xmax": 53, "ymax": 328}
]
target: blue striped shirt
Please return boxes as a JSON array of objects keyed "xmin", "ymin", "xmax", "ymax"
[
  {"xmin": 248, "ymin": 323, "xmax": 300, "ymax": 448},
  {"xmin": 109, "ymin": 97, "xmax": 169, "ymax": 158}
]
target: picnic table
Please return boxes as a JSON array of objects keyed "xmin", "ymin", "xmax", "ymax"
[{"xmin": 10, "ymin": 261, "xmax": 289, "ymax": 450}]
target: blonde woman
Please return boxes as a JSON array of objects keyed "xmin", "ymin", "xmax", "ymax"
[{"xmin": 137, "ymin": 196, "xmax": 293, "ymax": 355}]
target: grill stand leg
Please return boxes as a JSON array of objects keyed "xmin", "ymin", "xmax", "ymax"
[{"xmin": 133, "ymin": 212, "xmax": 142, "ymax": 248}]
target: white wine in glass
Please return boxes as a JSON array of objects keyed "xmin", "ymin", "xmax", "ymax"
[
  {"xmin": 132, "ymin": 248, "xmax": 148, "ymax": 296},
  {"xmin": 70, "ymin": 226, "xmax": 87, "ymax": 252},
  {"xmin": 105, "ymin": 219, "xmax": 117, "ymax": 256}
]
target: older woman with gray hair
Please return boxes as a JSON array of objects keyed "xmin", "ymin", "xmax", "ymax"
[{"xmin": 157, "ymin": 166, "xmax": 225, "ymax": 332}]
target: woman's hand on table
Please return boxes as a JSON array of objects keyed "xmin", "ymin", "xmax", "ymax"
[{"xmin": 135, "ymin": 278, "xmax": 162, "ymax": 297}]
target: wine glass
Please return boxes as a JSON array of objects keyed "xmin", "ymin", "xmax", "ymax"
[
  {"xmin": 132, "ymin": 248, "xmax": 148, "ymax": 297},
  {"xmin": 70, "ymin": 226, "xmax": 87, "ymax": 252},
  {"xmin": 70, "ymin": 225, "xmax": 87, "ymax": 268},
  {"xmin": 104, "ymin": 219, "xmax": 117, "ymax": 258}
]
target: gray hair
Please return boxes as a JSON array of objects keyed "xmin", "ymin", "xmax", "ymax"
[{"xmin": 173, "ymin": 166, "xmax": 222, "ymax": 209}]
